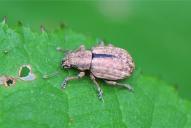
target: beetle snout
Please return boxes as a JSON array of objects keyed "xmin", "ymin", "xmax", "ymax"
[
  {"xmin": 61, "ymin": 59, "xmax": 65, "ymax": 68},
  {"xmin": 61, "ymin": 58, "xmax": 71, "ymax": 69}
]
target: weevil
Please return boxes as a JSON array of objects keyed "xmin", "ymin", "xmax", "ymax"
[{"xmin": 61, "ymin": 42, "xmax": 135, "ymax": 101}]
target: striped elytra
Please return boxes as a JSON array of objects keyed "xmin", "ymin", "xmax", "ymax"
[{"xmin": 90, "ymin": 46, "xmax": 134, "ymax": 80}]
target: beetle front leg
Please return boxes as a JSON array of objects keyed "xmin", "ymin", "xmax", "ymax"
[
  {"xmin": 99, "ymin": 41, "xmax": 104, "ymax": 46},
  {"xmin": 104, "ymin": 80, "xmax": 134, "ymax": 92},
  {"xmin": 90, "ymin": 73, "xmax": 104, "ymax": 102},
  {"xmin": 61, "ymin": 72, "xmax": 85, "ymax": 89}
]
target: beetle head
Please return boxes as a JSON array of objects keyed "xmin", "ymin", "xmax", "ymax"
[
  {"xmin": 61, "ymin": 58, "xmax": 70, "ymax": 69},
  {"xmin": 61, "ymin": 49, "xmax": 91, "ymax": 70},
  {"xmin": 61, "ymin": 51, "xmax": 72, "ymax": 69}
]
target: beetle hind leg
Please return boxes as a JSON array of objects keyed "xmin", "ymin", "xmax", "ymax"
[
  {"xmin": 104, "ymin": 80, "xmax": 134, "ymax": 92},
  {"xmin": 90, "ymin": 73, "xmax": 104, "ymax": 102}
]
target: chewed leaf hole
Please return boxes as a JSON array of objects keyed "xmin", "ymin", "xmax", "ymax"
[
  {"xmin": 0, "ymin": 76, "xmax": 16, "ymax": 87},
  {"xmin": 6, "ymin": 79, "xmax": 13, "ymax": 86},
  {"xmin": 19, "ymin": 65, "xmax": 36, "ymax": 81},
  {"xmin": 19, "ymin": 66, "xmax": 30, "ymax": 77}
]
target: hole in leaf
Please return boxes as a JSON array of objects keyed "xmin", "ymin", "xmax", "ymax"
[
  {"xmin": 6, "ymin": 79, "xmax": 13, "ymax": 86},
  {"xmin": 18, "ymin": 64, "xmax": 36, "ymax": 81},
  {"xmin": 19, "ymin": 66, "xmax": 30, "ymax": 77}
]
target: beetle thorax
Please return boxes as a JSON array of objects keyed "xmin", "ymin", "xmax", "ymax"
[{"xmin": 63, "ymin": 50, "xmax": 92, "ymax": 71}]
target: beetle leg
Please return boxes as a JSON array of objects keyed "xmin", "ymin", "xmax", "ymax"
[
  {"xmin": 76, "ymin": 45, "xmax": 85, "ymax": 52},
  {"xmin": 99, "ymin": 41, "xmax": 105, "ymax": 46},
  {"xmin": 90, "ymin": 73, "xmax": 104, "ymax": 102},
  {"xmin": 61, "ymin": 72, "xmax": 85, "ymax": 89},
  {"xmin": 104, "ymin": 80, "xmax": 134, "ymax": 92},
  {"xmin": 108, "ymin": 44, "xmax": 113, "ymax": 47}
]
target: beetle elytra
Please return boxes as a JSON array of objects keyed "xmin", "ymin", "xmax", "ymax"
[{"xmin": 61, "ymin": 42, "xmax": 135, "ymax": 101}]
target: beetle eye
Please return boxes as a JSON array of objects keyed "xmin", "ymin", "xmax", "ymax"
[
  {"xmin": 61, "ymin": 59, "xmax": 71, "ymax": 69},
  {"xmin": 61, "ymin": 60, "xmax": 64, "ymax": 66},
  {"xmin": 61, "ymin": 59, "xmax": 66, "ymax": 68},
  {"xmin": 64, "ymin": 65, "xmax": 71, "ymax": 69}
]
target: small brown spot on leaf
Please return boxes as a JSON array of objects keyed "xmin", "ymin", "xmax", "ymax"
[{"xmin": 0, "ymin": 76, "xmax": 16, "ymax": 87}]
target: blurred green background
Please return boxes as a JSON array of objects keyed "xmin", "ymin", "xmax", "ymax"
[{"xmin": 0, "ymin": 0, "xmax": 190, "ymax": 100}]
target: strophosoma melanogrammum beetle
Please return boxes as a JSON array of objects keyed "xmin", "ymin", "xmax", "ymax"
[{"xmin": 60, "ymin": 42, "xmax": 135, "ymax": 101}]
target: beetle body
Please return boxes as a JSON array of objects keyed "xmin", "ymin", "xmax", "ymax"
[
  {"xmin": 91, "ymin": 46, "xmax": 134, "ymax": 80},
  {"xmin": 61, "ymin": 43, "xmax": 135, "ymax": 101}
]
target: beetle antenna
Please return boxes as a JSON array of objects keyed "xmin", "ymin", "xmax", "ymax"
[
  {"xmin": 56, "ymin": 47, "xmax": 64, "ymax": 52},
  {"xmin": 43, "ymin": 71, "xmax": 59, "ymax": 79},
  {"xmin": 63, "ymin": 50, "xmax": 71, "ymax": 55},
  {"xmin": 56, "ymin": 47, "xmax": 70, "ymax": 54}
]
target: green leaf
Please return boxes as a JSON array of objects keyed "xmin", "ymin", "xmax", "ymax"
[{"xmin": 0, "ymin": 22, "xmax": 191, "ymax": 128}]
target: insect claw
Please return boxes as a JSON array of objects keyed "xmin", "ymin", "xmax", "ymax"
[
  {"xmin": 98, "ymin": 95, "xmax": 104, "ymax": 103},
  {"xmin": 61, "ymin": 85, "xmax": 66, "ymax": 89},
  {"xmin": 98, "ymin": 89, "xmax": 104, "ymax": 102},
  {"xmin": 126, "ymin": 85, "xmax": 134, "ymax": 92},
  {"xmin": 61, "ymin": 80, "xmax": 67, "ymax": 89}
]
